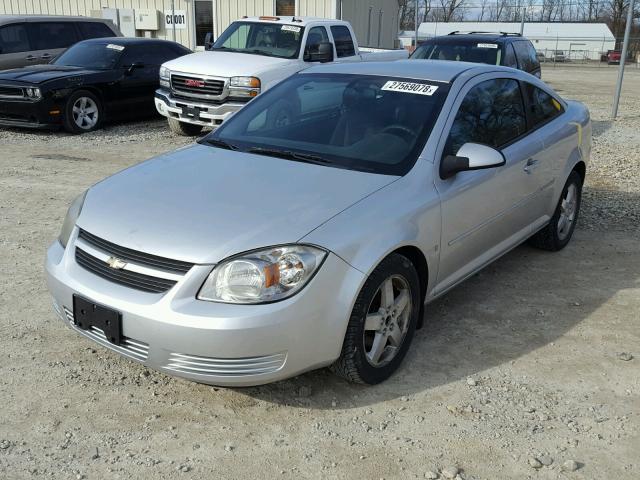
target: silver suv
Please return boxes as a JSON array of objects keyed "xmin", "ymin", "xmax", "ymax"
[{"xmin": 0, "ymin": 15, "xmax": 121, "ymax": 70}]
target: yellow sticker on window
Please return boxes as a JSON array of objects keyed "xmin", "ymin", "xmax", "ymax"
[{"xmin": 552, "ymin": 98, "xmax": 561, "ymax": 111}]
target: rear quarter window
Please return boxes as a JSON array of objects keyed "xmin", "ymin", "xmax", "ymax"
[
  {"xmin": 523, "ymin": 82, "xmax": 563, "ymax": 128},
  {"xmin": 78, "ymin": 22, "xmax": 116, "ymax": 39},
  {"xmin": 513, "ymin": 41, "xmax": 540, "ymax": 73}
]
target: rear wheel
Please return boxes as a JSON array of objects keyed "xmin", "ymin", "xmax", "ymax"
[
  {"xmin": 529, "ymin": 170, "xmax": 582, "ymax": 251},
  {"xmin": 168, "ymin": 118, "xmax": 203, "ymax": 136},
  {"xmin": 63, "ymin": 90, "xmax": 102, "ymax": 134},
  {"xmin": 331, "ymin": 253, "xmax": 420, "ymax": 384}
]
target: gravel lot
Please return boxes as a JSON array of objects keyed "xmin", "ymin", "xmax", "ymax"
[{"xmin": 0, "ymin": 67, "xmax": 638, "ymax": 480}]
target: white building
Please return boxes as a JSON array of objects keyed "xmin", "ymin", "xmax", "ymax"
[
  {"xmin": 0, "ymin": 0, "xmax": 401, "ymax": 50},
  {"xmin": 399, "ymin": 22, "xmax": 616, "ymax": 60}
]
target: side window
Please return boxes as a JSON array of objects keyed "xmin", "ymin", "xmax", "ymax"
[
  {"xmin": 0, "ymin": 24, "xmax": 30, "ymax": 54},
  {"xmin": 446, "ymin": 78, "xmax": 527, "ymax": 156},
  {"xmin": 523, "ymin": 83, "xmax": 563, "ymax": 128},
  {"xmin": 513, "ymin": 41, "xmax": 539, "ymax": 73},
  {"xmin": 78, "ymin": 22, "xmax": 115, "ymax": 39},
  {"xmin": 29, "ymin": 22, "xmax": 78, "ymax": 50},
  {"xmin": 330, "ymin": 25, "xmax": 356, "ymax": 58},
  {"xmin": 502, "ymin": 43, "xmax": 518, "ymax": 68},
  {"xmin": 304, "ymin": 26, "xmax": 329, "ymax": 60}
]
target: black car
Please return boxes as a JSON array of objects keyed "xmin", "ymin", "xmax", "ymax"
[
  {"xmin": 411, "ymin": 32, "xmax": 542, "ymax": 78},
  {"xmin": 0, "ymin": 37, "xmax": 191, "ymax": 133}
]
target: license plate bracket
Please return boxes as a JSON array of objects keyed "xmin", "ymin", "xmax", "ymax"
[
  {"xmin": 73, "ymin": 295, "xmax": 122, "ymax": 345},
  {"xmin": 182, "ymin": 105, "xmax": 201, "ymax": 120}
]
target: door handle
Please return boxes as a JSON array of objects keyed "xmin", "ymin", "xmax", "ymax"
[
  {"xmin": 524, "ymin": 158, "xmax": 539, "ymax": 173},
  {"xmin": 25, "ymin": 55, "xmax": 37, "ymax": 61},
  {"xmin": 41, "ymin": 54, "xmax": 52, "ymax": 60}
]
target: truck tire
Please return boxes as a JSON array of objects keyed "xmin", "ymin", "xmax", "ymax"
[
  {"xmin": 331, "ymin": 253, "xmax": 420, "ymax": 384},
  {"xmin": 168, "ymin": 118, "xmax": 203, "ymax": 136},
  {"xmin": 63, "ymin": 90, "xmax": 103, "ymax": 134}
]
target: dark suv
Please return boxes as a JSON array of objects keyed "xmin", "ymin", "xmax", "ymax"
[
  {"xmin": 410, "ymin": 32, "xmax": 541, "ymax": 78},
  {"xmin": 0, "ymin": 15, "xmax": 121, "ymax": 70}
]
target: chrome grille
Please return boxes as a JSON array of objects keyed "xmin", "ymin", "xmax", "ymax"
[
  {"xmin": 75, "ymin": 247, "xmax": 177, "ymax": 293},
  {"xmin": 78, "ymin": 229, "xmax": 193, "ymax": 274},
  {"xmin": 0, "ymin": 86, "xmax": 24, "ymax": 98},
  {"xmin": 63, "ymin": 307, "xmax": 149, "ymax": 362},
  {"xmin": 171, "ymin": 74, "xmax": 225, "ymax": 98},
  {"xmin": 165, "ymin": 352, "xmax": 287, "ymax": 377}
]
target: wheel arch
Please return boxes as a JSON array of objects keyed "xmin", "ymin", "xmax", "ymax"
[{"xmin": 388, "ymin": 245, "xmax": 429, "ymax": 329}]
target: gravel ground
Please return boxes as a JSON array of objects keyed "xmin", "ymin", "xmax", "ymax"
[{"xmin": 0, "ymin": 68, "xmax": 638, "ymax": 480}]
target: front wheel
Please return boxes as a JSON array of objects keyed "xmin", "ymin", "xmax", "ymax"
[
  {"xmin": 331, "ymin": 253, "xmax": 421, "ymax": 384},
  {"xmin": 529, "ymin": 170, "xmax": 583, "ymax": 251},
  {"xmin": 168, "ymin": 118, "xmax": 203, "ymax": 136},
  {"xmin": 63, "ymin": 90, "xmax": 102, "ymax": 134}
]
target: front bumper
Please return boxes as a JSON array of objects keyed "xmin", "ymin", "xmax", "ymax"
[
  {"xmin": 0, "ymin": 95, "xmax": 62, "ymax": 129},
  {"xmin": 154, "ymin": 89, "xmax": 246, "ymax": 128},
  {"xmin": 45, "ymin": 229, "xmax": 365, "ymax": 386}
]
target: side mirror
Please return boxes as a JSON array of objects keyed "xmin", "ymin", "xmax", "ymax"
[
  {"xmin": 307, "ymin": 42, "xmax": 334, "ymax": 63},
  {"xmin": 204, "ymin": 32, "xmax": 214, "ymax": 51},
  {"xmin": 126, "ymin": 62, "xmax": 144, "ymax": 74},
  {"xmin": 440, "ymin": 143, "xmax": 505, "ymax": 180}
]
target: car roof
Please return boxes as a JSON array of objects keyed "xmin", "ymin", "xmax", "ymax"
[
  {"xmin": 421, "ymin": 33, "xmax": 525, "ymax": 44},
  {"xmin": 78, "ymin": 37, "xmax": 178, "ymax": 46},
  {"xmin": 304, "ymin": 59, "xmax": 509, "ymax": 83},
  {"xmin": 238, "ymin": 16, "xmax": 350, "ymax": 27},
  {"xmin": 0, "ymin": 15, "xmax": 110, "ymax": 24}
]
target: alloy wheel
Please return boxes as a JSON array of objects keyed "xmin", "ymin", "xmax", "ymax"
[
  {"xmin": 557, "ymin": 183, "xmax": 578, "ymax": 240},
  {"xmin": 363, "ymin": 274, "xmax": 412, "ymax": 367},
  {"xmin": 72, "ymin": 97, "xmax": 99, "ymax": 130}
]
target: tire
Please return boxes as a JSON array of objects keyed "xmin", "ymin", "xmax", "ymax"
[
  {"xmin": 529, "ymin": 170, "xmax": 583, "ymax": 251},
  {"xmin": 63, "ymin": 90, "xmax": 103, "ymax": 134},
  {"xmin": 331, "ymin": 253, "xmax": 421, "ymax": 385},
  {"xmin": 168, "ymin": 118, "xmax": 203, "ymax": 136}
]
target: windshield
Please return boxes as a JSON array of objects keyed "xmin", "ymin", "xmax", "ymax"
[
  {"xmin": 202, "ymin": 73, "xmax": 449, "ymax": 176},
  {"xmin": 212, "ymin": 21, "xmax": 304, "ymax": 59},
  {"xmin": 54, "ymin": 42, "xmax": 124, "ymax": 69},
  {"xmin": 412, "ymin": 41, "xmax": 502, "ymax": 66}
]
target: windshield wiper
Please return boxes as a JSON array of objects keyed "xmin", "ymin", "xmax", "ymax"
[
  {"xmin": 247, "ymin": 147, "xmax": 331, "ymax": 165},
  {"xmin": 247, "ymin": 49, "xmax": 280, "ymax": 57},
  {"xmin": 198, "ymin": 137, "xmax": 239, "ymax": 150}
]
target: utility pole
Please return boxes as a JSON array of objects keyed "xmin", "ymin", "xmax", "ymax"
[
  {"xmin": 520, "ymin": 7, "xmax": 526, "ymax": 35},
  {"xmin": 414, "ymin": 0, "xmax": 419, "ymax": 50},
  {"xmin": 612, "ymin": 0, "xmax": 635, "ymax": 118}
]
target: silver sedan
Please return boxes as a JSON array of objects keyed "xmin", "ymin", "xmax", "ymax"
[{"xmin": 45, "ymin": 60, "xmax": 591, "ymax": 386}]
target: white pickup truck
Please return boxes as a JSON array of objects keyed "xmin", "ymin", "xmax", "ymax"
[{"xmin": 154, "ymin": 16, "xmax": 408, "ymax": 135}]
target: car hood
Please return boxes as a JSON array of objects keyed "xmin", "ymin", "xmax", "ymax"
[
  {"xmin": 0, "ymin": 65, "xmax": 101, "ymax": 84},
  {"xmin": 77, "ymin": 144, "xmax": 396, "ymax": 264},
  {"xmin": 162, "ymin": 51, "xmax": 294, "ymax": 78}
]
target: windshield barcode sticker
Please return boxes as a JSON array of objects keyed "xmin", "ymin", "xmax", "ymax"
[
  {"xmin": 477, "ymin": 43, "xmax": 498, "ymax": 49},
  {"xmin": 381, "ymin": 81, "xmax": 439, "ymax": 96},
  {"xmin": 106, "ymin": 44, "xmax": 125, "ymax": 51},
  {"xmin": 281, "ymin": 25, "xmax": 301, "ymax": 33}
]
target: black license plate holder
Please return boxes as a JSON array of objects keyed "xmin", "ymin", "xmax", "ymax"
[
  {"xmin": 73, "ymin": 295, "xmax": 122, "ymax": 345},
  {"xmin": 182, "ymin": 105, "xmax": 201, "ymax": 120}
]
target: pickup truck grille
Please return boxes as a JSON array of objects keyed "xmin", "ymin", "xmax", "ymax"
[
  {"xmin": 171, "ymin": 74, "xmax": 225, "ymax": 98},
  {"xmin": 0, "ymin": 86, "xmax": 25, "ymax": 98}
]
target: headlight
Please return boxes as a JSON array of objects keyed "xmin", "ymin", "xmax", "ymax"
[
  {"xmin": 229, "ymin": 76, "xmax": 261, "ymax": 100},
  {"xmin": 159, "ymin": 66, "xmax": 170, "ymax": 88},
  {"xmin": 59, "ymin": 191, "xmax": 87, "ymax": 248},
  {"xmin": 198, "ymin": 245, "xmax": 326, "ymax": 304},
  {"xmin": 25, "ymin": 87, "xmax": 42, "ymax": 99}
]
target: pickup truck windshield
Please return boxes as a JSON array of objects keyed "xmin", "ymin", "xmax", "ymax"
[
  {"xmin": 54, "ymin": 42, "xmax": 123, "ymax": 70},
  {"xmin": 412, "ymin": 41, "xmax": 502, "ymax": 66},
  {"xmin": 203, "ymin": 73, "xmax": 449, "ymax": 175},
  {"xmin": 212, "ymin": 22, "xmax": 304, "ymax": 59}
]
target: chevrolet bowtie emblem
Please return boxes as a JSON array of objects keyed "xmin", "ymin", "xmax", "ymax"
[{"xmin": 106, "ymin": 256, "xmax": 127, "ymax": 270}]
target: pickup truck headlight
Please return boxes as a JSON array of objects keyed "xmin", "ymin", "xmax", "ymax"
[
  {"xmin": 59, "ymin": 191, "xmax": 87, "ymax": 248},
  {"xmin": 229, "ymin": 76, "xmax": 261, "ymax": 100},
  {"xmin": 198, "ymin": 245, "xmax": 326, "ymax": 304},
  {"xmin": 25, "ymin": 87, "xmax": 42, "ymax": 100},
  {"xmin": 159, "ymin": 66, "xmax": 170, "ymax": 88}
]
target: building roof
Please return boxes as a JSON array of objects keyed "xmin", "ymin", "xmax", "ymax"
[
  {"xmin": 305, "ymin": 59, "xmax": 504, "ymax": 83},
  {"xmin": 402, "ymin": 22, "xmax": 615, "ymax": 40}
]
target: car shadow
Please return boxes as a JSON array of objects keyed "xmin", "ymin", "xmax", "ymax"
[
  {"xmin": 238, "ymin": 188, "xmax": 639, "ymax": 409},
  {"xmin": 592, "ymin": 119, "xmax": 612, "ymax": 138}
]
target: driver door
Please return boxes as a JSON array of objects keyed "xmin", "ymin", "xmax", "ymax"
[{"xmin": 433, "ymin": 76, "xmax": 543, "ymax": 294}]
